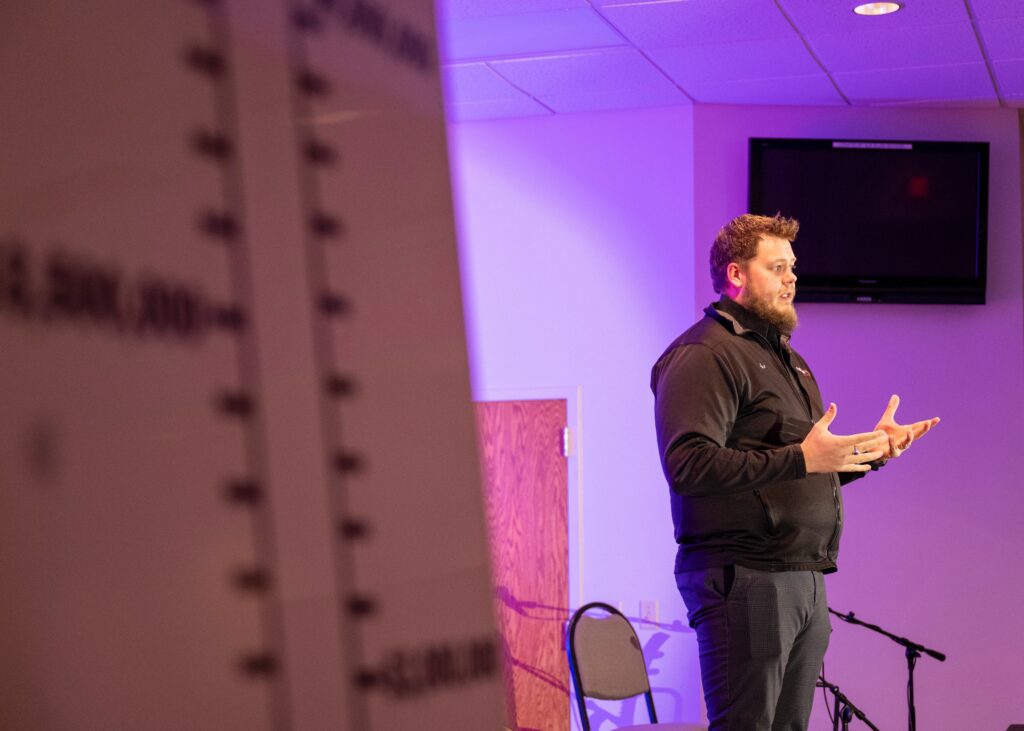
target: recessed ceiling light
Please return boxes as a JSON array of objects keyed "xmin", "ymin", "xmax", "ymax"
[{"xmin": 853, "ymin": 2, "xmax": 902, "ymax": 15}]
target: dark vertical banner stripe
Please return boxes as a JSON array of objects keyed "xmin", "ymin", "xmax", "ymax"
[
  {"xmin": 280, "ymin": 2, "xmax": 370, "ymax": 728},
  {"xmin": 197, "ymin": 3, "xmax": 294, "ymax": 728}
]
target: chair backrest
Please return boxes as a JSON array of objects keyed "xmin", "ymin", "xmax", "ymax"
[{"xmin": 566, "ymin": 602, "xmax": 657, "ymax": 730}]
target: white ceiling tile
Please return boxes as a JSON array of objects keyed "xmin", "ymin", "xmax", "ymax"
[
  {"xmin": 440, "ymin": 8, "xmax": 625, "ymax": 62},
  {"xmin": 835, "ymin": 63, "xmax": 997, "ymax": 103},
  {"xmin": 442, "ymin": 63, "xmax": 528, "ymax": 104},
  {"xmin": 597, "ymin": 0, "xmax": 796, "ymax": 49},
  {"xmin": 647, "ymin": 36, "xmax": 821, "ymax": 87},
  {"xmin": 683, "ymin": 73, "xmax": 846, "ymax": 105},
  {"xmin": 966, "ymin": 0, "xmax": 1024, "ymax": 20},
  {"xmin": 779, "ymin": 0, "xmax": 968, "ymax": 33},
  {"xmin": 446, "ymin": 97, "xmax": 553, "ymax": 121},
  {"xmin": 439, "ymin": 0, "xmax": 588, "ymax": 21},
  {"xmin": 807, "ymin": 22, "xmax": 983, "ymax": 73},
  {"xmin": 489, "ymin": 48, "xmax": 682, "ymax": 98},
  {"xmin": 435, "ymin": 0, "xmax": 1018, "ymax": 117},
  {"xmin": 993, "ymin": 58, "xmax": 1024, "ymax": 96},
  {"xmin": 978, "ymin": 18, "xmax": 1024, "ymax": 61},
  {"xmin": 543, "ymin": 85, "xmax": 690, "ymax": 112}
]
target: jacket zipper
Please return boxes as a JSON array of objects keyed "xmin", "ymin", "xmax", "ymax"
[
  {"xmin": 752, "ymin": 331, "xmax": 841, "ymax": 559},
  {"xmin": 826, "ymin": 475, "xmax": 841, "ymax": 558}
]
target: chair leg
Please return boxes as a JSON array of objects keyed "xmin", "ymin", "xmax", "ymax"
[{"xmin": 644, "ymin": 691, "xmax": 658, "ymax": 723}]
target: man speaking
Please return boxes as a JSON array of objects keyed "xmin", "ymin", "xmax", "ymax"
[{"xmin": 650, "ymin": 214, "xmax": 938, "ymax": 730}]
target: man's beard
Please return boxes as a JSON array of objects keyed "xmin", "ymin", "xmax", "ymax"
[{"xmin": 742, "ymin": 292, "xmax": 798, "ymax": 336}]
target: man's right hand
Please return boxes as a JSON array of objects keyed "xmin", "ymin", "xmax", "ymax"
[{"xmin": 801, "ymin": 403, "xmax": 888, "ymax": 473}]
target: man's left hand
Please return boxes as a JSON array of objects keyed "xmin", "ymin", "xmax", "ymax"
[{"xmin": 874, "ymin": 394, "xmax": 940, "ymax": 459}]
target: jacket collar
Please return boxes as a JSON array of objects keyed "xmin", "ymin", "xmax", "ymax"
[{"xmin": 706, "ymin": 295, "xmax": 789, "ymax": 352}]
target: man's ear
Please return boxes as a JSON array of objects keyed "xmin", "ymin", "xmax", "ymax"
[{"xmin": 726, "ymin": 262, "xmax": 745, "ymax": 290}]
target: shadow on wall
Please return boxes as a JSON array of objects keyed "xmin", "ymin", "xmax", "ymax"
[
  {"xmin": 494, "ymin": 586, "xmax": 572, "ymax": 729},
  {"xmin": 495, "ymin": 586, "xmax": 696, "ymax": 730}
]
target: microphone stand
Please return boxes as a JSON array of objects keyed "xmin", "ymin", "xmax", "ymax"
[
  {"xmin": 816, "ymin": 675, "xmax": 879, "ymax": 731},
  {"xmin": 829, "ymin": 608, "xmax": 946, "ymax": 731}
]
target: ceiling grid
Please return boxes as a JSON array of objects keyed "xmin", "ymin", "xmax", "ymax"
[{"xmin": 437, "ymin": 0, "xmax": 1024, "ymax": 120}]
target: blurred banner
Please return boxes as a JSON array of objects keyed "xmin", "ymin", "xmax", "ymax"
[{"xmin": 0, "ymin": 1, "xmax": 504, "ymax": 729}]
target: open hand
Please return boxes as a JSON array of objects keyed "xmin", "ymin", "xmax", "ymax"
[
  {"xmin": 874, "ymin": 395, "xmax": 940, "ymax": 458},
  {"xmin": 801, "ymin": 403, "xmax": 888, "ymax": 474}
]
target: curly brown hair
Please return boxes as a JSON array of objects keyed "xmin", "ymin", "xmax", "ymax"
[{"xmin": 710, "ymin": 214, "xmax": 799, "ymax": 294}]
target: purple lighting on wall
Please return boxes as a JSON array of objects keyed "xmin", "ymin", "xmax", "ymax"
[{"xmin": 448, "ymin": 99, "xmax": 1023, "ymax": 729}]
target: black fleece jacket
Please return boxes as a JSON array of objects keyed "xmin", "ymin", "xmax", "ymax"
[{"xmin": 652, "ymin": 296, "xmax": 862, "ymax": 574}]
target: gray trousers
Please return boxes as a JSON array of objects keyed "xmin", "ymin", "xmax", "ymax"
[{"xmin": 676, "ymin": 565, "xmax": 831, "ymax": 731}]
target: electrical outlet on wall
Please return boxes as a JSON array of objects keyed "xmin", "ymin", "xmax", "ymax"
[{"xmin": 639, "ymin": 599, "xmax": 659, "ymax": 626}]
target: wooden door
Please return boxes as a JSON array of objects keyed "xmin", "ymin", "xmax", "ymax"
[{"xmin": 475, "ymin": 400, "xmax": 569, "ymax": 731}]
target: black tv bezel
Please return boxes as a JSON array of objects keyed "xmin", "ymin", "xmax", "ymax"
[{"xmin": 748, "ymin": 137, "xmax": 989, "ymax": 305}]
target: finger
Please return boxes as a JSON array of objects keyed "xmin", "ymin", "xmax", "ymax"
[
  {"xmin": 850, "ymin": 448, "xmax": 885, "ymax": 465},
  {"xmin": 839, "ymin": 460, "xmax": 872, "ymax": 473},
  {"xmin": 881, "ymin": 394, "xmax": 900, "ymax": 422},
  {"xmin": 817, "ymin": 403, "xmax": 837, "ymax": 430},
  {"xmin": 911, "ymin": 418, "xmax": 940, "ymax": 439},
  {"xmin": 865, "ymin": 432, "xmax": 890, "ymax": 449},
  {"xmin": 836, "ymin": 429, "xmax": 887, "ymax": 447},
  {"xmin": 888, "ymin": 435, "xmax": 904, "ymax": 458},
  {"xmin": 853, "ymin": 435, "xmax": 889, "ymax": 458},
  {"xmin": 893, "ymin": 426, "xmax": 912, "ymax": 451}
]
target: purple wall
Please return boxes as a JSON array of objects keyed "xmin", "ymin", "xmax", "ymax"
[
  {"xmin": 448, "ymin": 106, "xmax": 706, "ymax": 725},
  {"xmin": 449, "ymin": 103, "xmax": 1024, "ymax": 728}
]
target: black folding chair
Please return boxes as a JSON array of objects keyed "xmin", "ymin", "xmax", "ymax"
[{"xmin": 566, "ymin": 601, "xmax": 706, "ymax": 730}]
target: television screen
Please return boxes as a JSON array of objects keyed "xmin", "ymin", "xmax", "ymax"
[{"xmin": 748, "ymin": 138, "xmax": 989, "ymax": 304}]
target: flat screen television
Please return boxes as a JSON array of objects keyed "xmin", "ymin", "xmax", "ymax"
[{"xmin": 748, "ymin": 137, "xmax": 989, "ymax": 304}]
